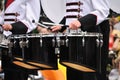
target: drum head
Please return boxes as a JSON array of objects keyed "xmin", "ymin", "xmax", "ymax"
[
  {"xmin": 41, "ymin": 0, "xmax": 66, "ymax": 23},
  {"xmin": 109, "ymin": 0, "xmax": 120, "ymax": 13}
]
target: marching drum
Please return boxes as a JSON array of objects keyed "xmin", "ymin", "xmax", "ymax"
[
  {"xmin": 59, "ymin": 32, "xmax": 103, "ymax": 72},
  {"xmin": 8, "ymin": 33, "xmax": 58, "ymax": 70}
]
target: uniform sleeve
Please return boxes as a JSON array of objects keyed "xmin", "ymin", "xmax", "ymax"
[
  {"xmin": 10, "ymin": 21, "xmax": 28, "ymax": 34},
  {"xmin": 79, "ymin": 0, "xmax": 110, "ymax": 27},
  {"xmin": 79, "ymin": 14, "xmax": 97, "ymax": 27},
  {"xmin": 20, "ymin": 0, "xmax": 41, "ymax": 33}
]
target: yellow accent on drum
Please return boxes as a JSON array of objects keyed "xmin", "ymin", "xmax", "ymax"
[{"xmin": 40, "ymin": 59, "xmax": 66, "ymax": 80}]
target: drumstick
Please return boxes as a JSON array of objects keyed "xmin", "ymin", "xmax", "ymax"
[
  {"xmin": 32, "ymin": 20, "xmax": 51, "ymax": 30},
  {"xmin": 41, "ymin": 21, "xmax": 64, "ymax": 26},
  {"xmin": 41, "ymin": 21, "xmax": 69, "ymax": 28}
]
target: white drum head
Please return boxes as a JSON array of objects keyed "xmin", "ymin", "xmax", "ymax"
[
  {"xmin": 109, "ymin": 0, "xmax": 120, "ymax": 13},
  {"xmin": 41, "ymin": 0, "xmax": 66, "ymax": 24}
]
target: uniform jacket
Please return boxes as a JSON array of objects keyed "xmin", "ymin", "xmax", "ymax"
[
  {"xmin": 0, "ymin": 0, "xmax": 40, "ymax": 36},
  {"xmin": 66, "ymin": 0, "xmax": 110, "ymax": 30}
]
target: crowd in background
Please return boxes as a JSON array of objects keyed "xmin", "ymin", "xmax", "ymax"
[{"xmin": 107, "ymin": 9, "xmax": 120, "ymax": 80}]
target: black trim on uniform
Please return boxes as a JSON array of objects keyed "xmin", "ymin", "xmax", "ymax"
[
  {"xmin": 59, "ymin": 25, "xmax": 67, "ymax": 32},
  {"xmin": 66, "ymin": 1, "xmax": 83, "ymax": 6},
  {"xmin": 59, "ymin": 14, "xmax": 97, "ymax": 32},
  {"xmin": 5, "ymin": 12, "xmax": 20, "ymax": 16},
  {"xmin": 78, "ymin": 14, "xmax": 97, "ymax": 31},
  {"xmin": 59, "ymin": 17, "xmax": 66, "ymax": 32},
  {"xmin": 10, "ymin": 21, "xmax": 28, "ymax": 34}
]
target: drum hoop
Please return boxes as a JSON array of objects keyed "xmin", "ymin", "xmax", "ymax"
[
  {"xmin": 8, "ymin": 33, "xmax": 56, "ymax": 39},
  {"xmin": 69, "ymin": 32, "xmax": 103, "ymax": 37},
  {"xmin": 57, "ymin": 32, "xmax": 103, "ymax": 37},
  {"xmin": 8, "ymin": 32, "xmax": 103, "ymax": 39}
]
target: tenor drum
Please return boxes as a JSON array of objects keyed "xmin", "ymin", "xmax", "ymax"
[
  {"xmin": 59, "ymin": 32, "xmax": 103, "ymax": 72},
  {"xmin": 9, "ymin": 33, "xmax": 58, "ymax": 70}
]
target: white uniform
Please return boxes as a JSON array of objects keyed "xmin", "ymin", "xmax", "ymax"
[
  {"xmin": 0, "ymin": 0, "xmax": 40, "ymax": 36},
  {"xmin": 66, "ymin": 0, "xmax": 110, "ymax": 25}
]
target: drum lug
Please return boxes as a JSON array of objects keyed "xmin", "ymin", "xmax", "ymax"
[
  {"xmin": 26, "ymin": 39, "xmax": 29, "ymax": 48},
  {"xmin": 13, "ymin": 39, "xmax": 16, "ymax": 47},
  {"xmin": 55, "ymin": 47, "xmax": 60, "ymax": 54},
  {"xmin": 96, "ymin": 36, "xmax": 103, "ymax": 47},
  {"xmin": 82, "ymin": 32, "xmax": 86, "ymax": 47},
  {"xmin": 19, "ymin": 39, "xmax": 26, "ymax": 48},
  {"xmin": 65, "ymin": 34, "xmax": 68, "ymax": 47},
  {"xmin": 40, "ymin": 38, "xmax": 42, "ymax": 47},
  {"xmin": 60, "ymin": 40, "xmax": 65, "ymax": 45},
  {"xmin": 19, "ymin": 39, "xmax": 26, "ymax": 60},
  {"xmin": 56, "ymin": 37, "xmax": 60, "ymax": 47},
  {"xmin": 57, "ymin": 39, "xmax": 60, "ymax": 47},
  {"xmin": 82, "ymin": 37, "xmax": 85, "ymax": 47},
  {"xmin": 8, "ymin": 41, "xmax": 13, "ymax": 48},
  {"xmin": 65, "ymin": 39, "xmax": 68, "ymax": 47},
  {"xmin": 96, "ymin": 39, "xmax": 100, "ymax": 47},
  {"xmin": 100, "ymin": 39, "xmax": 103, "ymax": 47},
  {"xmin": 52, "ymin": 38, "xmax": 55, "ymax": 47},
  {"xmin": 19, "ymin": 40, "xmax": 23, "ymax": 48},
  {"xmin": 8, "ymin": 41, "xmax": 13, "ymax": 56}
]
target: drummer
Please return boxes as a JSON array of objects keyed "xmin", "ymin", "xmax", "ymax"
[
  {"xmin": 0, "ymin": 0, "xmax": 42, "ymax": 80},
  {"xmin": 51, "ymin": 0, "xmax": 110, "ymax": 80}
]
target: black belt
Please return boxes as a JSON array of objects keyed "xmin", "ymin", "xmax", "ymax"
[{"xmin": 66, "ymin": 1, "xmax": 83, "ymax": 6}]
